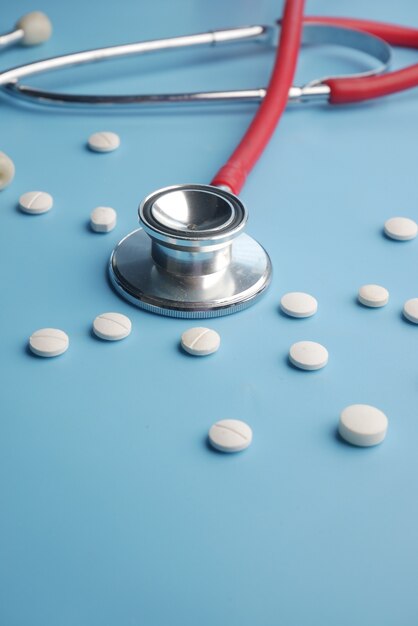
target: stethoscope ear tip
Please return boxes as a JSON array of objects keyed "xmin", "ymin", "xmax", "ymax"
[
  {"xmin": 0, "ymin": 152, "xmax": 15, "ymax": 190},
  {"xmin": 15, "ymin": 11, "xmax": 52, "ymax": 46}
]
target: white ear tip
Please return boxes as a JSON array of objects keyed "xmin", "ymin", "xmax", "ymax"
[
  {"xmin": 0, "ymin": 152, "xmax": 15, "ymax": 190},
  {"xmin": 16, "ymin": 11, "xmax": 52, "ymax": 45}
]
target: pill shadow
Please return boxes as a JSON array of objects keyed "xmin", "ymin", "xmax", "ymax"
[
  {"xmin": 14, "ymin": 203, "xmax": 50, "ymax": 217},
  {"xmin": 84, "ymin": 220, "xmax": 116, "ymax": 234},
  {"xmin": 177, "ymin": 343, "xmax": 218, "ymax": 358},
  {"xmin": 84, "ymin": 144, "xmax": 122, "ymax": 155},
  {"xmin": 382, "ymin": 228, "xmax": 415, "ymax": 242},
  {"xmin": 203, "ymin": 436, "xmax": 240, "ymax": 455},
  {"xmin": 24, "ymin": 342, "xmax": 35, "ymax": 357},
  {"xmin": 355, "ymin": 296, "xmax": 374, "ymax": 310},
  {"xmin": 332, "ymin": 426, "xmax": 348, "ymax": 446},
  {"xmin": 23, "ymin": 342, "xmax": 68, "ymax": 359},
  {"xmin": 89, "ymin": 326, "xmax": 99, "ymax": 340},
  {"xmin": 284, "ymin": 355, "xmax": 325, "ymax": 372},
  {"xmin": 88, "ymin": 326, "xmax": 132, "ymax": 343},
  {"xmin": 399, "ymin": 310, "xmax": 417, "ymax": 326},
  {"xmin": 331, "ymin": 426, "xmax": 383, "ymax": 451},
  {"xmin": 177, "ymin": 342, "xmax": 187, "ymax": 356},
  {"xmin": 277, "ymin": 306, "xmax": 311, "ymax": 320}
]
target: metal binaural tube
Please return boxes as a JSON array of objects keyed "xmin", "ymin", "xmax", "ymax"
[
  {"xmin": 1, "ymin": 83, "xmax": 331, "ymax": 107},
  {"xmin": 0, "ymin": 25, "xmax": 270, "ymax": 86},
  {"xmin": 0, "ymin": 29, "xmax": 24, "ymax": 49},
  {"xmin": 0, "ymin": 22, "xmax": 389, "ymax": 108}
]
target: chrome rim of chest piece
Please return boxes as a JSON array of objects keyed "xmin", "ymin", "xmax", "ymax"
[{"xmin": 109, "ymin": 184, "xmax": 272, "ymax": 318}]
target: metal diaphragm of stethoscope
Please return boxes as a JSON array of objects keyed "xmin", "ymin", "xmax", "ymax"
[{"xmin": 1, "ymin": 9, "xmax": 415, "ymax": 317}]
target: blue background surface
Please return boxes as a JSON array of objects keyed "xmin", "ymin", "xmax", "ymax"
[{"xmin": 1, "ymin": 1, "xmax": 418, "ymax": 624}]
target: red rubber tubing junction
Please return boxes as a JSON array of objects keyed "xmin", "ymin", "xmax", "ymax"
[
  {"xmin": 305, "ymin": 16, "xmax": 418, "ymax": 105},
  {"xmin": 212, "ymin": 10, "xmax": 418, "ymax": 193}
]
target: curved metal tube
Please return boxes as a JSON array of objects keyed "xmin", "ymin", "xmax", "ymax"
[
  {"xmin": 0, "ymin": 28, "xmax": 23, "ymax": 49},
  {"xmin": 2, "ymin": 84, "xmax": 332, "ymax": 107},
  {"xmin": 0, "ymin": 25, "xmax": 271, "ymax": 85},
  {"xmin": 0, "ymin": 23, "xmax": 391, "ymax": 109}
]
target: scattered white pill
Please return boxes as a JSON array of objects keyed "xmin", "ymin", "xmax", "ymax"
[
  {"xmin": 209, "ymin": 419, "xmax": 252, "ymax": 453},
  {"xmin": 384, "ymin": 217, "xmax": 417, "ymax": 241},
  {"xmin": 181, "ymin": 327, "xmax": 220, "ymax": 356},
  {"xmin": 93, "ymin": 312, "xmax": 132, "ymax": 341},
  {"xmin": 29, "ymin": 328, "xmax": 69, "ymax": 357},
  {"xmin": 280, "ymin": 292, "xmax": 318, "ymax": 318},
  {"xmin": 289, "ymin": 340, "xmax": 328, "ymax": 371},
  {"xmin": 16, "ymin": 11, "xmax": 52, "ymax": 45},
  {"xmin": 0, "ymin": 152, "xmax": 15, "ymax": 190},
  {"xmin": 19, "ymin": 191, "xmax": 53, "ymax": 214},
  {"xmin": 90, "ymin": 206, "xmax": 117, "ymax": 233},
  {"xmin": 358, "ymin": 284, "xmax": 389, "ymax": 308},
  {"xmin": 403, "ymin": 298, "xmax": 418, "ymax": 324},
  {"xmin": 88, "ymin": 131, "xmax": 120, "ymax": 153},
  {"xmin": 339, "ymin": 404, "xmax": 388, "ymax": 447}
]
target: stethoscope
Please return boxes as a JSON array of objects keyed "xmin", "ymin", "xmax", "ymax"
[{"xmin": 1, "ymin": 6, "xmax": 417, "ymax": 317}]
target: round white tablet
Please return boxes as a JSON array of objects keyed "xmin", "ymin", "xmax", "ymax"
[
  {"xmin": 358, "ymin": 284, "xmax": 389, "ymax": 308},
  {"xmin": 90, "ymin": 206, "xmax": 117, "ymax": 233},
  {"xmin": 0, "ymin": 152, "xmax": 15, "ymax": 190},
  {"xmin": 384, "ymin": 217, "xmax": 417, "ymax": 241},
  {"xmin": 19, "ymin": 191, "xmax": 53, "ymax": 214},
  {"xmin": 280, "ymin": 292, "xmax": 318, "ymax": 318},
  {"xmin": 181, "ymin": 327, "xmax": 220, "ymax": 356},
  {"xmin": 16, "ymin": 11, "xmax": 52, "ymax": 45},
  {"xmin": 403, "ymin": 298, "xmax": 418, "ymax": 324},
  {"xmin": 29, "ymin": 328, "xmax": 69, "ymax": 357},
  {"xmin": 93, "ymin": 312, "xmax": 132, "ymax": 341},
  {"xmin": 339, "ymin": 404, "xmax": 388, "ymax": 447},
  {"xmin": 88, "ymin": 131, "xmax": 120, "ymax": 153},
  {"xmin": 208, "ymin": 419, "xmax": 252, "ymax": 453},
  {"xmin": 289, "ymin": 340, "xmax": 328, "ymax": 371}
]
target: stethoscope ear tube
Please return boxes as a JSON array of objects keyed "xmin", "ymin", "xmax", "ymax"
[
  {"xmin": 306, "ymin": 16, "xmax": 418, "ymax": 103},
  {"xmin": 305, "ymin": 16, "xmax": 418, "ymax": 49},
  {"xmin": 325, "ymin": 64, "xmax": 418, "ymax": 104},
  {"xmin": 0, "ymin": 20, "xmax": 393, "ymax": 110}
]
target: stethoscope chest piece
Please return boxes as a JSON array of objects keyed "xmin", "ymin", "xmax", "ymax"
[{"xmin": 109, "ymin": 184, "xmax": 272, "ymax": 317}]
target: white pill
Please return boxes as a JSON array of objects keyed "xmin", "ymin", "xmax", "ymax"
[
  {"xmin": 19, "ymin": 191, "xmax": 53, "ymax": 214},
  {"xmin": 209, "ymin": 419, "xmax": 252, "ymax": 453},
  {"xmin": 403, "ymin": 298, "xmax": 418, "ymax": 324},
  {"xmin": 339, "ymin": 404, "xmax": 388, "ymax": 447},
  {"xmin": 93, "ymin": 312, "xmax": 132, "ymax": 341},
  {"xmin": 16, "ymin": 11, "xmax": 52, "ymax": 45},
  {"xmin": 90, "ymin": 206, "xmax": 117, "ymax": 233},
  {"xmin": 289, "ymin": 340, "xmax": 328, "ymax": 371},
  {"xmin": 181, "ymin": 327, "xmax": 220, "ymax": 356},
  {"xmin": 88, "ymin": 131, "xmax": 120, "ymax": 153},
  {"xmin": 0, "ymin": 152, "xmax": 15, "ymax": 190},
  {"xmin": 384, "ymin": 217, "xmax": 417, "ymax": 241},
  {"xmin": 29, "ymin": 328, "xmax": 69, "ymax": 357},
  {"xmin": 280, "ymin": 292, "xmax": 318, "ymax": 318},
  {"xmin": 358, "ymin": 284, "xmax": 389, "ymax": 308}
]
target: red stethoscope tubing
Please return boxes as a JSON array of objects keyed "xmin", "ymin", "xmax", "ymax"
[
  {"xmin": 305, "ymin": 16, "xmax": 418, "ymax": 49},
  {"xmin": 212, "ymin": 9, "xmax": 418, "ymax": 194},
  {"xmin": 305, "ymin": 16, "xmax": 418, "ymax": 104},
  {"xmin": 211, "ymin": 0, "xmax": 305, "ymax": 194}
]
